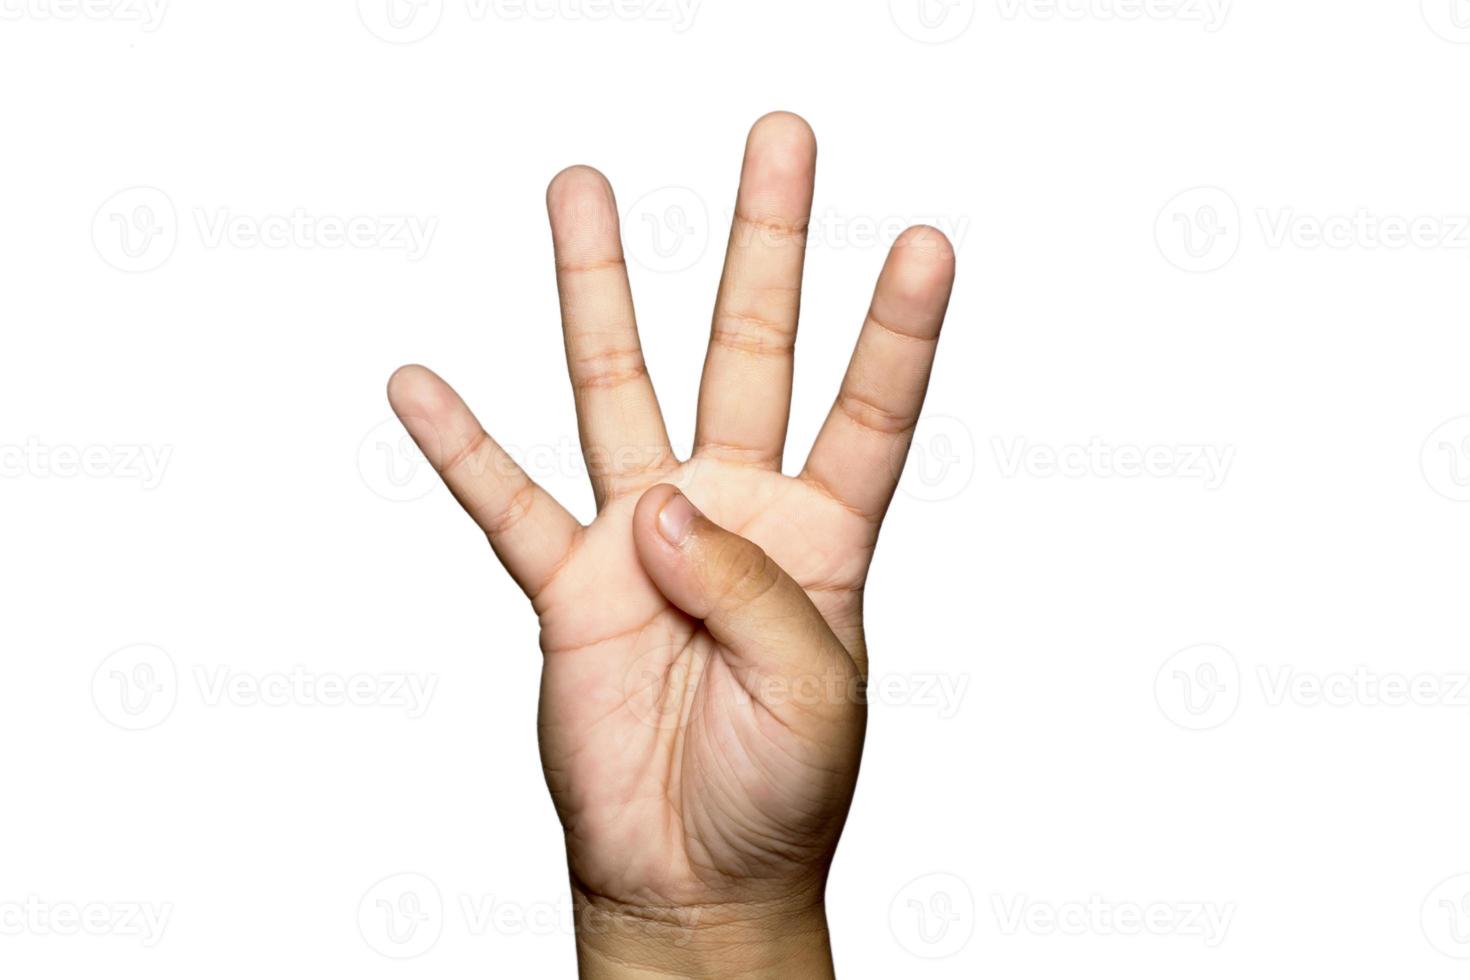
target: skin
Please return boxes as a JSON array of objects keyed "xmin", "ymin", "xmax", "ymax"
[{"xmin": 387, "ymin": 111, "xmax": 955, "ymax": 979}]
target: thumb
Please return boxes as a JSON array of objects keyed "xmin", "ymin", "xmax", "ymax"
[{"xmin": 632, "ymin": 484, "xmax": 860, "ymax": 710}]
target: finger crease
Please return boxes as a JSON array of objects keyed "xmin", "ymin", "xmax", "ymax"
[
  {"xmin": 695, "ymin": 440, "xmax": 782, "ymax": 467},
  {"xmin": 574, "ymin": 359, "xmax": 648, "ymax": 390},
  {"xmin": 440, "ymin": 428, "xmax": 490, "ymax": 477},
  {"xmin": 836, "ymin": 389, "xmax": 916, "ymax": 437},
  {"xmin": 732, "ymin": 208, "xmax": 809, "ymax": 243},
  {"xmin": 798, "ymin": 470, "xmax": 882, "ymax": 524},
  {"xmin": 482, "ymin": 480, "xmax": 540, "ymax": 538},
  {"xmin": 597, "ymin": 455, "xmax": 682, "ymax": 505},
  {"xmin": 529, "ymin": 524, "xmax": 589, "ymax": 612},
  {"xmin": 556, "ymin": 256, "xmax": 627, "ymax": 275},
  {"xmin": 867, "ymin": 308, "xmax": 939, "ymax": 344},
  {"xmin": 710, "ymin": 311, "xmax": 796, "ymax": 356}
]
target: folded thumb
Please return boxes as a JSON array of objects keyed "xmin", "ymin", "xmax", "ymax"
[{"xmin": 632, "ymin": 484, "xmax": 858, "ymax": 707}]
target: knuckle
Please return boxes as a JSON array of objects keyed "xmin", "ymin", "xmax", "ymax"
[{"xmin": 705, "ymin": 536, "xmax": 779, "ymax": 609}]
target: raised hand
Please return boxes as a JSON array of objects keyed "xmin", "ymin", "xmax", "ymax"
[{"xmin": 387, "ymin": 111, "xmax": 955, "ymax": 979}]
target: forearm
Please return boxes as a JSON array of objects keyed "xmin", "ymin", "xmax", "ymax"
[{"xmin": 572, "ymin": 889, "xmax": 836, "ymax": 980}]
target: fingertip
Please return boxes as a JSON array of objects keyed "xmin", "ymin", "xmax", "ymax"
[
  {"xmin": 546, "ymin": 164, "xmax": 615, "ymax": 213},
  {"xmin": 749, "ymin": 110, "xmax": 816, "ymax": 149},
  {"xmin": 744, "ymin": 111, "xmax": 818, "ymax": 182},
  {"xmin": 382, "ymin": 365, "xmax": 458, "ymax": 463},
  {"xmin": 633, "ymin": 483, "xmax": 683, "ymax": 543},
  {"xmin": 894, "ymin": 224, "xmax": 957, "ymax": 268},
  {"xmin": 386, "ymin": 363, "xmax": 437, "ymax": 409},
  {"xmin": 884, "ymin": 225, "xmax": 957, "ymax": 309},
  {"xmin": 546, "ymin": 165, "xmax": 623, "ymax": 257}
]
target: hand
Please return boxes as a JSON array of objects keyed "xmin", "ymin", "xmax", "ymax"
[{"xmin": 387, "ymin": 111, "xmax": 955, "ymax": 979}]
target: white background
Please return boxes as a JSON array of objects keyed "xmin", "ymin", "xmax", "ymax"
[{"xmin": 3, "ymin": 0, "xmax": 1470, "ymax": 976}]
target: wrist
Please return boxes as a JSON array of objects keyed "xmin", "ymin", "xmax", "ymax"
[{"xmin": 572, "ymin": 886, "xmax": 835, "ymax": 980}]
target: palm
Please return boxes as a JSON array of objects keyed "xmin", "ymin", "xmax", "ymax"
[
  {"xmin": 534, "ymin": 461, "xmax": 871, "ymax": 909},
  {"xmin": 388, "ymin": 112, "xmax": 954, "ymax": 922}
]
